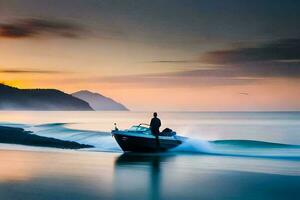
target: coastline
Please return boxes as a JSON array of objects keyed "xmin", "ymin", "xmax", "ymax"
[{"xmin": 0, "ymin": 126, "xmax": 93, "ymax": 149}]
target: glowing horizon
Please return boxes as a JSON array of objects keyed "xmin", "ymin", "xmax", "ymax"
[{"xmin": 1, "ymin": 0, "xmax": 300, "ymax": 111}]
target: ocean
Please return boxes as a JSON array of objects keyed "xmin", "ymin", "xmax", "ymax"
[{"xmin": 0, "ymin": 111, "xmax": 299, "ymax": 200}]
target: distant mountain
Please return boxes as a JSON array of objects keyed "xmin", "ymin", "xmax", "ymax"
[
  {"xmin": 0, "ymin": 84, "xmax": 93, "ymax": 111},
  {"xmin": 72, "ymin": 90, "xmax": 129, "ymax": 111}
]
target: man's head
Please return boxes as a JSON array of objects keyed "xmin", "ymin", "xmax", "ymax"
[{"xmin": 153, "ymin": 112, "xmax": 158, "ymax": 118}]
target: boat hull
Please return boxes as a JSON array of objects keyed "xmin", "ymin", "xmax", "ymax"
[{"xmin": 113, "ymin": 132, "xmax": 182, "ymax": 152}]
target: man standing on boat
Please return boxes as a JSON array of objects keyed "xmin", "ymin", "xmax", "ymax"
[{"xmin": 150, "ymin": 112, "xmax": 161, "ymax": 149}]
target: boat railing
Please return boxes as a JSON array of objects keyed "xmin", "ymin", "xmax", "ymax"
[{"xmin": 138, "ymin": 123, "xmax": 150, "ymax": 127}]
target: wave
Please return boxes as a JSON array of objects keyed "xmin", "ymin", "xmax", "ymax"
[
  {"xmin": 35, "ymin": 122, "xmax": 70, "ymax": 127},
  {"xmin": 172, "ymin": 138, "xmax": 300, "ymax": 159},
  {"xmin": 28, "ymin": 123, "xmax": 121, "ymax": 152},
  {"xmin": 0, "ymin": 122, "xmax": 30, "ymax": 129},
  {"xmin": 1, "ymin": 122, "xmax": 299, "ymax": 158},
  {"xmin": 210, "ymin": 139, "xmax": 300, "ymax": 148},
  {"xmin": 171, "ymin": 138, "xmax": 213, "ymax": 153}
]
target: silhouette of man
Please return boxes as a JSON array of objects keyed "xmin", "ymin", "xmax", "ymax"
[{"xmin": 150, "ymin": 112, "xmax": 161, "ymax": 149}]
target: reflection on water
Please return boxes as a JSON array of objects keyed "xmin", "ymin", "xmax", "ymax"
[
  {"xmin": 114, "ymin": 153, "xmax": 173, "ymax": 200},
  {"xmin": 0, "ymin": 150, "xmax": 299, "ymax": 200},
  {"xmin": 113, "ymin": 153, "xmax": 300, "ymax": 200},
  {"xmin": 0, "ymin": 150, "xmax": 116, "ymax": 200}
]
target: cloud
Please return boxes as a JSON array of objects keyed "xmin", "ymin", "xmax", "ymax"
[
  {"xmin": 0, "ymin": 18, "xmax": 84, "ymax": 39},
  {"xmin": 147, "ymin": 60, "xmax": 196, "ymax": 64},
  {"xmin": 194, "ymin": 37, "xmax": 300, "ymax": 78},
  {"xmin": 92, "ymin": 56, "xmax": 300, "ymax": 87},
  {"xmin": 87, "ymin": 70, "xmax": 258, "ymax": 88},
  {"xmin": 81, "ymin": 37, "xmax": 300, "ymax": 89},
  {"xmin": 145, "ymin": 38, "xmax": 300, "ymax": 78},
  {"xmin": 148, "ymin": 37, "xmax": 300, "ymax": 68},
  {"xmin": 0, "ymin": 69, "xmax": 62, "ymax": 74},
  {"xmin": 202, "ymin": 38, "xmax": 300, "ymax": 64},
  {"xmin": 173, "ymin": 64, "xmax": 300, "ymax": 78}
]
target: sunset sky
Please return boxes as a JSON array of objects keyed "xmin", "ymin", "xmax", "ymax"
[{"xmin": 1, "ymin": 0, "xmax": 300, "ymax": 111}]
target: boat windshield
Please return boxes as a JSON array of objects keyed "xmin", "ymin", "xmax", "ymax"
[{"xmin": 128, "ymin": 125, "xmax": 149, "ymax": 132}]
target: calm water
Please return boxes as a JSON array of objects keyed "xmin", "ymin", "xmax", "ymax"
[{"xmin": 0, "ymin": 111, "xmax": 300, "ymax": 200}]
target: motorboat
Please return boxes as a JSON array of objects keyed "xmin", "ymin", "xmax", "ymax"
[{"xmin": 112, "ymin": 124, "xmax": 182, "ymax": 152}]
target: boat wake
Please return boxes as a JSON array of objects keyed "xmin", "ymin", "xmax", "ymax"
[
  {"xmin": 1, "ymin": 122, "xmax": 299, "ymax": 159},
  {"xmin": 27, "ymin": 122, "xmax": 121, "ymax": 152},
  {"xmin": 172, "ymin": 138, "xmax": 300, "ymax": 159}
]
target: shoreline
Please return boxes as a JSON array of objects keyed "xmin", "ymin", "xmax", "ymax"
[{"xmin": 0, "ymin": 126, "xmax": 93, "ymax": 149}]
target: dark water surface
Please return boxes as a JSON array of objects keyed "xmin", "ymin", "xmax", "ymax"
[
  {"xmin": 0, "ymin": 150, "xmax": 299, "ymax": 200},
  {"xmin": 0, "ymin": 112, "xmax": 299, "ymax": 199}
]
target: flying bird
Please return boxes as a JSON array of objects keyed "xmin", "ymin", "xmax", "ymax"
[{"xmin": 239, "ymin": 92, "xmax": 249, "ymax": 95}]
